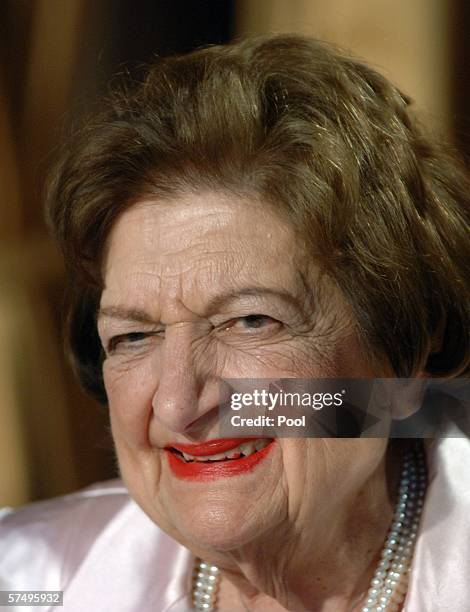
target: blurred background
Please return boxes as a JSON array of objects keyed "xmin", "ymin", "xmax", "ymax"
[{"xmin": 1, "ymin": 0, "xmax": 469, "ymax": 507}]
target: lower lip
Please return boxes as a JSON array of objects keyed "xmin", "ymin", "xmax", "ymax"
[{"xmin": 166, "ymin": 441, "xmax": 275, "ymax": 481}]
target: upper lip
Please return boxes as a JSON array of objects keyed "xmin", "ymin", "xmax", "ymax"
[{"xmin": 166, "ymin": 437, "xmax": 262, "ymax": 457}]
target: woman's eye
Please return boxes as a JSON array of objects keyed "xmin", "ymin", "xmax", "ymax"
[
  {"xmin": 222, "ymin": 315, "xmax": 280, "ymax": 333},
  {"xmin": 107, "ymin": 332, "xmax": 152, "ymax": 353}
]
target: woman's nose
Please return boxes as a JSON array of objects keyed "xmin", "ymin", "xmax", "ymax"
[{"xmin": 151, "ymin": 325, "xmax": 220, "ymax": 434}]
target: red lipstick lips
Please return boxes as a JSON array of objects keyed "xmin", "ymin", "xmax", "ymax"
[{"xmin": 165, "ymin": 437, "xmax": 274, "ymax": 480}]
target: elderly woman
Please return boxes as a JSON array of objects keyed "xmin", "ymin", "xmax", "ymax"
[{"xmin": 1, "ymin": 35, "xmax": 469, "ymax": 612}]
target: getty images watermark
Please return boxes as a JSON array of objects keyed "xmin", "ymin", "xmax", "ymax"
[
  {"xmin": 218, "ymin": 378, "xmax": 469, "ymax": 438},
  {"xmin": 230, "ymin": 385, "xmax": 346, "ymax": 426}
]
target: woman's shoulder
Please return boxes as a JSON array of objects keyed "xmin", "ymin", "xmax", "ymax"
[
  {"xmin": 0, "ymin": 479, "xmax": 134, "ymax": 561},
  {"xmin": 0, "ymin": 480, "xmax": 193, "ymax": 610},
  {"xmin": 0, "ymin": 480, "xmax": 137, "ymax": 587},
  {"xmin": 0, "ymin": 479, "xmax": 129, "ymax": 536}
]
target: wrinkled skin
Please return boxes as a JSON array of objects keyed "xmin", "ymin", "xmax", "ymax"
[{"xmin": 98, "ymin": 191, "xmax": 404, "ymax": 611}]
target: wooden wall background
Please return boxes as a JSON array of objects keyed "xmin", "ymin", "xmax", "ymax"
[{"xmin": 0, "ymin": 0, "xmax": 467, "ymax": 507}]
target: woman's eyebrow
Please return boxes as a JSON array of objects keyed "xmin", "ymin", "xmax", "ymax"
[
  {"xmin": 97, "ymin": 287, "xmax": 303, "ymax": 324},
  {"xmin": 205, "ymin": 286, "xmax": 305, "ymax": 314},
  {"xmin": 97, "ymin": 306, "xmax": 157, "ymax": 324}
]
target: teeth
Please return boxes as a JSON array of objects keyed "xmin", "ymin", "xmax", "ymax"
[
  {"xmin": 239, "ymin": 441, "xmax": 256, "ymax": 457},
  {"xmin": 255, "ymin": 439, "xmax": 270, "ymax": 451},
  {"xmin": 178, "ymin": 439, "xmax": 271, "ymax": 462},
  {"xmin": 206, "ymin": 452, "xmax": 226, "ymax": 461}
]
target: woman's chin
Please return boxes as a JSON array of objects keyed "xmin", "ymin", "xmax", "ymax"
[{"xmin": 167, "ymin": 497, "xmax": 272, "ymax": 552}]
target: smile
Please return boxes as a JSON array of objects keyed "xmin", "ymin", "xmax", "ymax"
[{"xmin": 165, "ymin": 438, "xmax": 275, "ymax": 480}]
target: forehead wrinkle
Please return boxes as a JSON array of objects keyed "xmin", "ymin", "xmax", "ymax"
[{"xmin": 157, "ymin": 235, "xmax": 241, "ymax": 260}]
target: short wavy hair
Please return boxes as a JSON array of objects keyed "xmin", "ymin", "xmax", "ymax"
[{"xmin": 46, "ymin": 34, "xmax": 470, "ymax": 403}]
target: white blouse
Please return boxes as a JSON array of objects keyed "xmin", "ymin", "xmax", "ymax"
[{"xmin": 1, "ymin": 430, "xmax": 469, "ymax": 611}]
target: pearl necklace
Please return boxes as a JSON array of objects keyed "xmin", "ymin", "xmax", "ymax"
[{"xmin": 191, "ymin": 442, "xmax": 427, "ymax": 612}]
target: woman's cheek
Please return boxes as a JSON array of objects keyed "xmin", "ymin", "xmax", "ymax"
[{"xmin": 104, "ymin": 356, "xmax": 157, "ymax": 448}]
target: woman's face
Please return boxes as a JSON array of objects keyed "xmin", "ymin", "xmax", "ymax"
[{"xmin": 98, "ymin": 192, "xmax": 389, "ymax": 559}]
